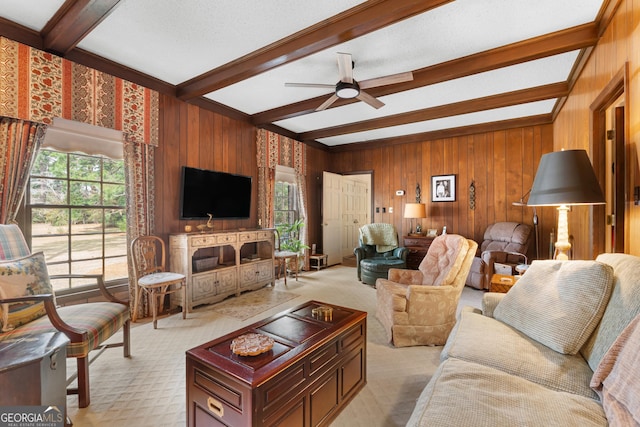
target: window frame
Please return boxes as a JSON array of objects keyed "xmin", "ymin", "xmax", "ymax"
[
  {"xmin": 274, "ymin": 166, "xmax": 300, "ymax": 245},
  {"xmin": 25, "ymin": 149, "xmax": 128, "ymax": 297}
]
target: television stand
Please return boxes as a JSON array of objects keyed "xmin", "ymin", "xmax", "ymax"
[{"xmin": 170, "ymin": 229, "xmax": 275, "ymax": 311}]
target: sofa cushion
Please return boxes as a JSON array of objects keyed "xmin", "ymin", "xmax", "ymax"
[
  {"xmin": 494, "ymin": 259, "xmax": 614, "ymax": 354},
  {"xmin": 442, "ymin": 308, "xmax": 598, "ymax": 398},
  {"xmin": 406, "ymin": 358, "xmax": 607, "ymax": 427},
  {"xmin": 590, "ymin": 312, "xmax": 640, "ymax": 425},
  {"xmin": 418, "ymin": 235, "xmax": 469, "ymax": 286},
  {"xmin": 581, "ymin": 253, "xmax": 640, "ymax": 372},
  {"xmin": 0, "ymin": 302, "xmax": 130, "ymax": 358},
  {"xmin": 0, "ymin": 252, "xmax": 53, "ymax": 332}
]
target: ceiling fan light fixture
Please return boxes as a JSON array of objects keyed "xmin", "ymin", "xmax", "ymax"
[{"xmin": 336, "ymin": 81, "xmax": 360, "ymax": 98}]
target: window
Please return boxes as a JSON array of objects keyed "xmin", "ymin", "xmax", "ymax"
[
  {"xmin": 274, "ymin": 166, "xmax": 299, "ymax": 245},
  {"xmin": 28, "ymin": 149, "xmax": 128, "ymax": 292}
]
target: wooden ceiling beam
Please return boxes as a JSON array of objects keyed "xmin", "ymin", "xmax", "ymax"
[
  {"xmin": 328, "ymin": 114, "xmax": 553, "ymax": 152},
  {"xmin": 252, "ymin": 23, "xmax": 599, "ymax": 125},
  {"xmin": 42, "ymin": 0, "xmax": 122, "ymax": 55},
  {"xmin": 175, "ymin": 0, "xmax": 452, "ymax": 100},
  {"xmin": 300, "ymin": 82, "xmax": 568, "ymax": 141}
]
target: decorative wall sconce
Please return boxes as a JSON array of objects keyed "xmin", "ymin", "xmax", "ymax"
[{"xmin": 469, "ymin": 180, "xmax": 476, "ymax": 210}]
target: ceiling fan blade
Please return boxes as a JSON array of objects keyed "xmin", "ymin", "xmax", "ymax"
[
  {"xmin": 357, "ymin": 91, "xmax": 385, "ymax": 109},
  {"xmin": 316, "ymin": 94, "xmax": 340, "ymax": 111},
  {"xmin": 337, "ymin": 52, "xmax": 353, "ymax": 83},
  {"xmin": 285, "ymin": 82, "xmax": 335, "ymax": 89},
  {"xmin": 359, "ymin": 71, "xmax": 414, "ymax": 89}
]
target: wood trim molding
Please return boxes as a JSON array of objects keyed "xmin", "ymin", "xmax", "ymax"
[{"xmin": 589, "ymin": 63, "xmax": 628, "ymax": 258}]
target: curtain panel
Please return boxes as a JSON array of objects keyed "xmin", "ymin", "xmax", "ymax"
[
  {"xmin": 256, "ymin": 129, "xmax": 309, "ymax": 269},
  {"xmin": 0, "ymin": 37, "xmax": 159, "ymax": 146},
  {"xmin": 0, "ymin": 117, "xmax": 47, "ymax": 224},
  {"xmin": 124, "ymin": 138, "xmax": 155, "ymax": 319}
]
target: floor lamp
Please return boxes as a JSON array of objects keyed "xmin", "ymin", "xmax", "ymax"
[
  {"xmin": 512, "ymin": 189, "xmax": 540, "ymax": 260},
  {"xmin": 527, "ymin": 149, "xmax": 605, "ymax": 260}
]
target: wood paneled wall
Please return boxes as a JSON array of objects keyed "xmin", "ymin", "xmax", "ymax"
[
  {"xmin": 328, "ymin": 125, "xmax": 554, "ymax": 260},
  {"xmin": 155, "ymin": 95, "xmax": 256, "ymax": 241},
  {"xmin": 553, "ymin": 0, "xmax": 640, "ymax": 257},
  {"xmin": 155, "ymin": 94, "xmax": 331, "ymax": 249},
  {"xmin": 154, "ymin": 92, "xmax": 553, "ymax": 260}
]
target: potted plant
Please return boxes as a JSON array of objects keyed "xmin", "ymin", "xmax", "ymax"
[{"xmin": 275, "ymin": 219, "xmax": 309, "ymax": 270}]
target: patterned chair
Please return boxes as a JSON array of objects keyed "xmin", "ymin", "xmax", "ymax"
[
  {"xmin": 354, "ymin": 223, "xmax": 407, "ymax": 286},
  {"xmin": 375, "ymin": 234, "xmax": 477, "ymax": 347},
  {"xmin": 0, "ymin": 224, "xmax": 130, "ymax": 408}
]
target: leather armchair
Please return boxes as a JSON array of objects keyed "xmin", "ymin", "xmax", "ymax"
[
  {"xmin": 375, "ymin": 234, "xmax": 477, "ymax": 347},
  {"xmin": 465, "ymin": 222, "xmax": 532, "ymax": 290},
  {"xmin": 354, "ymin": 223, "xmax": 407, "ymax": 286}
]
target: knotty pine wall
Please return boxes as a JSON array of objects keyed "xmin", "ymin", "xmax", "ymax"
[
  {"xmin": 155, "ymin": 94, "xmax": 330, "ymax": 250},
  {"xmin": 328, "ymin": 125, "xmax": 555, "ymax": 261}
]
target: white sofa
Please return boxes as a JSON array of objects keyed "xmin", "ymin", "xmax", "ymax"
[{"xmin": 407, "ymin": 253, "xmax": 640, "ymax": 426}]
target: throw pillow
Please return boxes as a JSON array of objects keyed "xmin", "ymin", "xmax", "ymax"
[
  {"xmin": 0, "ymin": 252, "xmax": 54, "ymax": 332},
  {"xmin": 591, "ymin": 313, "xmax": 640, "ymax": 426},
  {"xmin": 494, "ymin": 259, "xmax": 614, "ymax": 355}
]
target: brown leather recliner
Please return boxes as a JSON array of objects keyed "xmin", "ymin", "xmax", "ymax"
[{"xmin": 465, "ymin": 222, "xmax": 532, "ymax": 290}]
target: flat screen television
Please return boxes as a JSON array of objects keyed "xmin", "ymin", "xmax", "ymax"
[{"xmin": 180, "ymin": 166, "xmax": 252, "ymax": 220}]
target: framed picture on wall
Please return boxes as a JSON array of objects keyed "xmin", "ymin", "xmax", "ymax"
[{"xmin": 431, "ymin": 174, "xmax": 456, "ymax": 202}]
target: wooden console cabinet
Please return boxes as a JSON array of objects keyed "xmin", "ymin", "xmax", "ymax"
[
  {"xmin": 186, "ymin": 301, "xmax": 367, "ymax": 427},
  {"xmin": 404, "ymin": 235, "xmax": 435, "ymax": 269},
  {"xmin": 170, "ymin": 229, "xmax": 275, "ymax": 311}
]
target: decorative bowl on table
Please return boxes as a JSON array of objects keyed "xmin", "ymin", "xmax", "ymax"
[{"xmin": 230, "ymin": 333, "xmax": 274, "ymax": 356}]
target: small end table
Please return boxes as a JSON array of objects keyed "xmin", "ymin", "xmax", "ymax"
[
  {"xmin": 489, "ymin": 274, "xmax": 516, "ymax": 293},
  {"xmin": 309, "ymin": 253, "xmax": 328, "ymax": 271}
]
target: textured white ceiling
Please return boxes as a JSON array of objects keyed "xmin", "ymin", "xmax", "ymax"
[
  {"xmin": 77, "ymin": 0, "xmax": 365, "ymax": 84},
  {"xmin": 0, "ymin": 0, "xmax": 606, "ymax": 146}
]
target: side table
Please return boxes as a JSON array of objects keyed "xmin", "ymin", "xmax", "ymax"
[
  {"xmin": 309, "ymin": 253, "xmax": 328, "ymax": 271},
  {"xmin": 489, "ymin": 274, "xmax": 516, "ymax": 293},
  {"xmin": 0, "ymin": 332, "xmax": 70, "ymax": 426},
  {"xmin": 403, "ymin": 235, "xmax": 435, "ymax": 269}
]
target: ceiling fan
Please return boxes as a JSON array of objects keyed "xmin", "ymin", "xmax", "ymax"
[{"xmin": 285, "ymin": 52, "xmax": 413, "ymax": 111}]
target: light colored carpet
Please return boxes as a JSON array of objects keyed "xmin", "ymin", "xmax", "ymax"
[
  {"xmin": 66, "ymin": 265, "xmax": 483, "ymax": 426},
  {"xmin": 211, "ymin": 287, "xmax": 299, "ymax": 320}
]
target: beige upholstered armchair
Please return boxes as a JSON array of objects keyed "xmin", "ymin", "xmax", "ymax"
[{"xmin": 376, "ymin": 234, "xmax": 477, "ymax": 347}]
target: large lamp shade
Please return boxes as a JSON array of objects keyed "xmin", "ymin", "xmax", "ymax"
[
  {"xmin": 527, "ymin": 149, "xmax": 604, "ymax": 260},
  {"xmin": 528, "ymin": 149, "xmax": 605, "ymax": 206},
  {"xmin": 404, "ymin": 203, "xmax": 427, "ymax": 219},
  {"xmin": 404, "ymin": 203, "xmax": 426, "ymax": 235}
]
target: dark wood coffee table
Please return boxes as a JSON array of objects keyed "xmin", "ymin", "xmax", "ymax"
[{"xmin": 186, "ymin": 300, "xmax": 367, "ymax": 427}]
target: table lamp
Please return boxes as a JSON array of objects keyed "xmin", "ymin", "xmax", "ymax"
[
  {"xmin": 527, "ymin": 149, "xmax": 605, "ymax": 260},
  {"xmin": 404, "ymin": 203, "xmax": 427, "ymax": 235}
]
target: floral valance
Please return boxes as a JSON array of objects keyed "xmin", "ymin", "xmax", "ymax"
[
  {"xmin": 0, "ymin": 37, "xmax": 158, "ymax": 146},
  {"xmin": 256, "ymin": 128, "xmax": 306, "ymax": 175}
]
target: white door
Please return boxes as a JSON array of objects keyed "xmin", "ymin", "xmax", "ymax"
[
  {"xmin": 323, "ymin": 172, "xmax": 343, "ymax": 266},
  {"xmin": 342, "ymin": 176, "xmax": 370, "ymax": 257}
]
